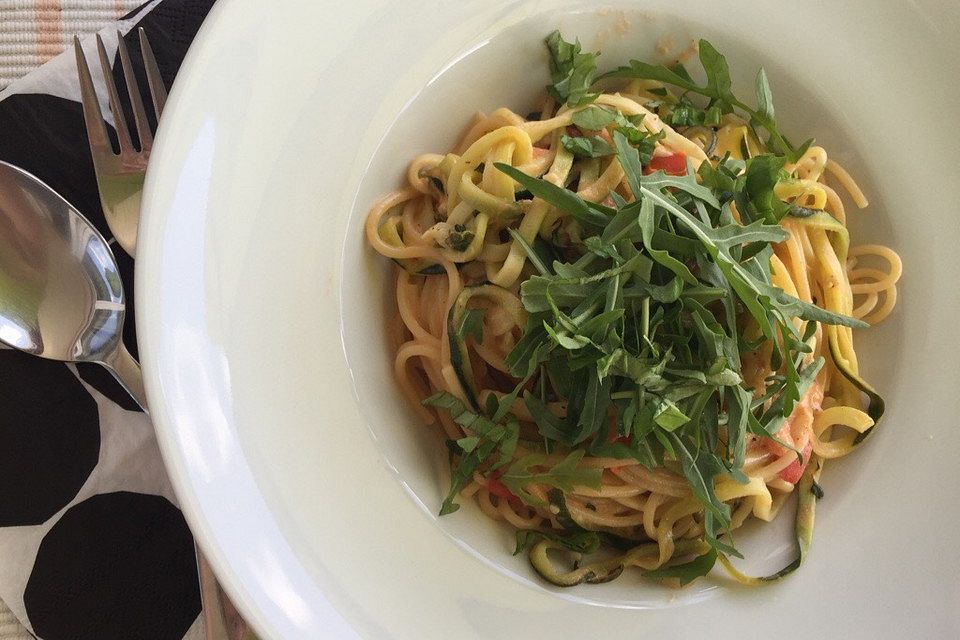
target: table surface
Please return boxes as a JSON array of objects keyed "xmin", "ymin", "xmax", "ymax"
[{"xmin": 0, "ymin": 0, "xmax": 143, "ymax": 89}]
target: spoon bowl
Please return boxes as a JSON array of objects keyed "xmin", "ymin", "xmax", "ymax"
[{"xmin": 0, "ymin": 160, "xmax": 143, "ymax": 406}]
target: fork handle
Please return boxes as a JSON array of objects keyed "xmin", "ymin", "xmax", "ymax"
[{"xmin": 101, "ymin": 344, "xmax": 254, "ymax": 640}]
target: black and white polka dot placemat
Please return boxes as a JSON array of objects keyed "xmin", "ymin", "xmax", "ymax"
[{"xmin": 0, "ymin": 1, "xmax": 216, "ymax": 637}]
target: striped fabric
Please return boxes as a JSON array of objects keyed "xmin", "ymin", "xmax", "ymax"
[
  {"xmin": 0, "ymin": 601, "xmax": 30, "ymax": 640},
  {"xmin": 0, "ymin": 0, "xmax": 143, "ymax": 89}
]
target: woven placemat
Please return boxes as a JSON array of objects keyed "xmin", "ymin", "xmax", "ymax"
[
  {"xmin": 0, "ymin": 601, "xmax": 31, "ymax": 640},
  {"xmin": 0, "ymin": 0, "xmax": 143, "ymax": 89}
]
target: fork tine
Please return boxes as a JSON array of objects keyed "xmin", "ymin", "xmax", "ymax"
[
  {"xmin": 138, "ymin": 28, "xmax": 167, "ymax": 118},
  {"xmin": 73, "ymin": 37, "xmax": 112, "ymax": 154},
  {"xmin": 115, "ymin": 30, "xmax": 152, "ymax": 151},
  {"xmin": 95, "ymin": 33, "xmax": 134, "ymax": 154}
]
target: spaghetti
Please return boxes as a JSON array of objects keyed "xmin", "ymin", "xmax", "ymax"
[{"xmin": 364, "ymin": 33, "xmax": 900, "ymax": 586}]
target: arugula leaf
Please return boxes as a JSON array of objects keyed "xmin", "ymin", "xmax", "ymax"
[
  {"xmin": 545, "ymin": 31, "xmax": 600, "ymax": 106},
  {"xmin": 424, "ymin": 392, "xmax": 518, "ymax": 514},
  {"xmin": 725, "ymin": 385, "xmax": 752, "ymax": 470},
  {"xmin": 456, "ymin": 435, "xmax": 480, "ymax": 452},
  {"xmin": 544, "ymin": 321, "xmax": 593, "ymax": 350},
  {"xmin": 561, "ymin": 134, "xmax": 616, "ymax": 158},
  {"xmin": 494, "ymin": 415, "xmax": 521, "ymax": 470},
  {"xmin": 769, "ymin": 289, "xmax": 868, "ymax": 329},
  {"xmin": 698, "ymin": 156, "xmax": 739, "ymax": 195},
  {"xmin": 751, "ymin": 357, "xmax": 824, "ymax": 436},
  {"xmin": 571, "ymin": 105, "xmax": 618, "ymax": 130},
  {"xmin": 623, "ymin": 277, "xmax": 685, "ymax": 304},
  {"xmin": 439, "ymin": 437, "xmax": 496, "ymax": 515},
  {"xmin": 669, "ymin": 434, "xmax": 728, "ymax": 523},
  {"xmin": 698, "ymin": 39, "xmax": 734, "ymax": 108},
  {"xmin": 641, "ymin": 185, "xmax": 864, "ymax": 341},
  {"xmin": 598, "ymin": 349, "xmax": 668, "ymax": 387},
  {"xmin": 636, "ymin": 197, "xmax": 698, "ymax": 285},
  {"xmin": 505, "ymin": 319, "xmax": 549, "ymax": 377},
  {"xmin": 600, "ymin": 39, "xmax": 805, "ymax": 158},
  {"xmin": 507, "ymin": 228, "xmax": 550, "ymax": 276},
  {"xmin": 500, "ymin": 450, "xmax": 603, "ymax": 506},
  {"xmin": 424, "ymin": 392, "xmax": 505, "ymax": 438},
  {"xmin": 601, "ymin": 58, "xmax": 701, "ymax": 93},
  {"xmin": 617, "ymin": 124, "xmax": 663, "ymax": 165},
  {"xmin": 572, "ymin": 370, "xmax": 613, "ymax": 444},
  {"xmin": 523, "ymin": 390, "xmax": 569, "ymax": 441},
  {"xmin": 495, "ymin": 163, "xmax": 610, "ymax": 228},
  {"xmin": 613, "ymin": 130, "xmax": 719, "ymax": 206},
  {"xmin": 736, "ymin": 155, "xmax": 791, "ymax": 224},
  {"xmin": 654, "ymin": 398, "xmax": 690, "ymax": 431},
  {"xmin": 755, "ymin": 67, "xmax": 775, "ymax": 123},
  {"xmin": 665, "ymin": 96, "xmax": 723, "ymax": 128}
]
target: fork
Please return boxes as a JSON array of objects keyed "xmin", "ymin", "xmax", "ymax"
[
  {"xmin": 74, "ymin": 28, "xmax": 166, "ymax": 258},
  {"xmin": 74, "ymin": 30, "xmax": 254, "ymax": 640}
]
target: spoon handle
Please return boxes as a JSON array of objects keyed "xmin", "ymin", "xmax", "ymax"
[{"xmin": 102, "ymin": 343, "xmax": 147, "ymax": 410}]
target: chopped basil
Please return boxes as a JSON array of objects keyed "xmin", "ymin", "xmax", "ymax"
[
  {"xmin": 544, "ymin": 31, "xmax": 599, "ymax": 106},
  {"xmin": 449, "ymin": 224, "xmax": 474, "ymax": 251},
  {"xmin": 561, "ymin": 134, "xmax": 616, "ymax": 158}
]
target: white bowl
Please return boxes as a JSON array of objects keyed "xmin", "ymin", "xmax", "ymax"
[{"xmin": 137, "ymin": 0, "xmax": 960, "ymax": 638}]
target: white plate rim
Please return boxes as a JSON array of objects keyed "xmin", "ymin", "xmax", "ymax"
[{"xmin": 136, "ymin": 1, "xmax": 960, "ymax": 638}]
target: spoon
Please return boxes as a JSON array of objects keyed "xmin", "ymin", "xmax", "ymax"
[
  {"xmin": 0, "ymin": 160, "xmax": 142, "ymax": 402},
  {"xmin": 0, "ymin": 160, "xmax": 250, "ymax": 640}
]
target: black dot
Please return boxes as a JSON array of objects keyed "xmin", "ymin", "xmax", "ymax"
[
  {"xmin": 0, "ymin": 350, "xmax": 100, "ymax": 526},
  {"xmin": 24, "ymin": 492, "xmax": 201, "ymax": 640},
  {"xmin": 115, "ymin": 246, "xmax": 138, "ymax": 362},
  {"xmin": 75, "ymin": 362, "xmax": 142, "ymax": 412}
]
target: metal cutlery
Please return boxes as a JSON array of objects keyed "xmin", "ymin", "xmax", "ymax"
[
  {"xmin": 0, "ymin": 160, "xmax": 141, "ymax": 401},
  {"xmin": 74, "ymin": 28, "xmax": 166, "ymax": 258},
  {"xmin": 74, "ymin": 28, "xmax": 258, "ymax": 638},
  {"xmin": 0, "ymin": 160, "xmax": 256, "ymax": 640}
]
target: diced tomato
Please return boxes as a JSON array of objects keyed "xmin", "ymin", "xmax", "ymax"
[
  {"xmin": 486, "ymin": 477, "xmax": 512, "ymax": 499},
  {"xmin": 566, "ymin": 125, "xmax": 583, "ymax": 137},
  {"xmin": 779, "ymin": 442, "xmax": 813, "ymax": 484},
  {"xmin": 645, "ymin": 152, "xmax": 687, "ymax": 176},
  {"xmin": 486, "ymin": 476, "xmax": 522, "ymax": 507}
]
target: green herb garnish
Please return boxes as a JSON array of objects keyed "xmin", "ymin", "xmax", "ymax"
[
  {"xmin": 545, "ymin": 30, "xmax": 599, "ymax": 106},
  {"xmin": 449, "ymin": 224, "xmax": 475, "ymax": 251},
  {"xmin": 561, "ymin": 134, "xmax": 616, "ymax": 158},
  {"xmin": 601, "ymin": 39, "xmax": 812, "ymax": 160},
  {"xmin": 420, "ymin": 32, "xmax": 876, "ymax": 576}
]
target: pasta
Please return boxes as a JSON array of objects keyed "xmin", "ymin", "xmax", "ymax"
[{"xmin": 364, "ymin": 32, "xmax": 900, "ymax": 587}]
